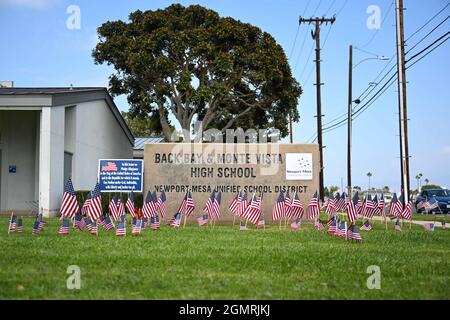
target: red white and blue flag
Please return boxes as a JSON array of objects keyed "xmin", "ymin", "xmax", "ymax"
[
  {"xmin": 324, "ymin": 192, "xmax": 338, "ymax": 216},
  {"xmin": 87, "ymin": 183, "xmax": 102, "ymax": 221},
  {"xmin": 109, "ymin": 196, "xmax": 120, "ymax": 221},
  {"xmin": 307, "ymin": 191, "xmax": 320, "ymax": 220},
  {"xmin": 60, "ymin": 177, "xmax": 79, "ymax": 219},
  {"xmin": 229, "ymin": 191, "xmax": 242, "ymax": 216},
  {"xmin": 212, "ymin": 192, "xmax": 222, "ymax": 220},
  {"xmin": 289, "ymin": 192, "xmax": 304, "ymax": 219},
  {"xmin": 346, "ymin": 192, "xmax": 359, "ymax": 223},
  {"xmin": 158, "ymin": 191, "xmax": 167, "ymax": 218},
  {"xmin": 58, "ymin": 219, "xmax": 70, "ymax": 235},
  {"xmin": 244, "ymin": 193, "xmax": 263, "ymax": 224},
  {"xmin": 284, "ymin": 191, "xmax": 293, "ymax": 218},
  {"xmin": 272, "ymin": 192, "xmax": 285, "ymax": 221},
  {"xmin": 126, "ymin": 191, "xmax": 135, "ymax": 217}
]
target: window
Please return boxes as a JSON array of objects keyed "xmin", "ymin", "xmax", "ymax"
[{"xmin": 64, "ymin": 151, "xmax": 73, "ymax": 187}]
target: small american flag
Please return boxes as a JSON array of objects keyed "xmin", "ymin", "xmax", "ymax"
[
  {"xmin": 360, "ymin": 220, "xmax": 372, "ymax": 231},
  {"xmin": 58, "ymin": 219, "xmax": 70, "ymax": 235},
  {"xmin": 327, "ymin": 217, "xmax": 337, "ymax": 234},
  {"xmin": 394, "ymin": 218, "xmax": 402, "ymax": 232},
  {"xmin": 307, "ymin": 191, "xmax": 320, "ymax": 220},
  {"xmin": 402, "ymin": 197, "xmax": 413, "ymax": 220},
  {"xmin": 423, "ymin": 197, "xmax": 439, "ymax": 212},
  {"xmin": 132, "ymin": 219, "xmax": 142, "ymax": 235},
  {"xmin": 90, "ymin": 221, "xmax": 98, "ymax": 236},
  {"xmin": 197, "ymin": 213, "xmax": 208, "ymax": 226},
  {"xmin": 17, "ymin": 217, "xmax": 23, "ymax": 233},
  {"xmin": 142, "ymin": 191, "xmax": 154, "ymax": 218},
  {"xmin": 74, "ymin": 214, "xmax": 85, "ymax": 231},
  {"xmin": 81, "ymin": 193, "xmax": 91, "ymax": 216},
  {"xmin": 424, "ymin": 222, "xmax": 435, "ymax": 232},
  {"xmin": 31, "ymin": 214, "xmax": 45, "ymax": 235},
  {"xmin": 290, "ymin": 217, "xmax": 301, "ymax": 230},
  {"xmin": 117, "ymin": 195, "xmax": 125, "ymax": 217},
  {"xmin": 290, "ymin": 192, "xmax": 304, "ymax": 219},
  {"xmin": 229, "ymin": 191, "xmax": 242, "ymax": 216},
  {"xmin": 152, "ymin": 191, "xmax": 160, "ymax": 214},
  {"xmin": 60, "ymin": 178, "xmax": 79, "ymax": 219},
  {"xmin": 9, "ymin": 215, "xmax": 17, "ymax": 232},
  {"xmin": 335, "ymin": 221, "xmax": 347, "ymax": 237},
  {"xmin": 346, "ymin": 192, "xmax": 358, "ymax": 223},
  {"xmin": 272, "ymin": 192, "xmax": 285, "ymax": 221},
  {"xmin": 116, "ymin": 219, "xmax": 126, "ymax": 236},
  {"xmin": 337, "ymin": 192, "xmax": 347, "ymax": 211},
  {"xmin": 84, "ymin": 217, "xmax": 92, "ymax": 231},
  {"xmin": 238, "ymin": 192, "xmax": 249, "ymax": 217},
  {"xmin": 243, "ymin": 193, "xmax": 263, "ymax": 224},
  {"xmin": 87, "ymin": 183, "xmax": 102, "ymax": 222},
  {"xmin": 103, "ymin": 216, "xmax": 115, "ymax": 231},
  {"xmin": 109, "ymin": 196, "xmax": 119, "ymax": 221},
  {"xmin": 184, "ymin": 191, "xmax": 195, "ymax": 216},
  {"xmin": 126, "ymin": 191, "xmax": 135, "ymax": 217},
  {"xmin": 151, "ymin": 215, "xmax": 160, "ymax": 230},
  {"xmin": 377, "ymin": 193, "xmax": 385, "ymax": 215},
  {"xmin": 169, "ymin": 212, "xmax": 182, "ymax": 227},
  {"xmin": 324, "ymin": 192, "xmax": 338, "ymax": 216},
  {"xmin": 239, "ymin": 220, "xmax": 248, "ymax": 231},
  {"xmin": 203, "ymin": 191, "xmax": 215, "ymax": 217},
  {"xmin": 348, "ymin": 224, "xmax": 362, "ymax": 241},
  {"xmin": 388, "ymin": 193, "xmax": 402, "ymax": 218},
  {"xmin": 362, "ymin": 194, "xmax": 377, "ymax": 219},
  {"xmin": 284, "ymin": 191, "xmax": 293, "ymax": 218},
  {"xmin": 158, "ymin": 191, "xmax": 167, "ymax": 218},
  {"xmin": 212, "ymin": 191, "xmax": 222, "ymax": 220}
]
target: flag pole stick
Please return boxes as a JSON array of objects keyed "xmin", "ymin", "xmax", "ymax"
[
  {"xmin": 183, "ymin": 214, "xmax": 187, "ymax": 228},
  {"xmin": 233, "ymin": 214, "xmax": 236, "ymax": 226},
  {"xmin": 8, "ymin": 212, "xmax": 13, "ymax": 235},
  {"xmin": 279, "ymin": 220, "xmax": 282, "ymax": 230}
]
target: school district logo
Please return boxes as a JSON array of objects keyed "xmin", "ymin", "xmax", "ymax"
[{"xmin": 285, "ymin": 153, "xmax": 313, "ymax": 180}]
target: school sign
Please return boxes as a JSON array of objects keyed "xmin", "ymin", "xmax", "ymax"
[{"xmin": 144, "ymin": 143, "xmax": 319, "ymax": 221}]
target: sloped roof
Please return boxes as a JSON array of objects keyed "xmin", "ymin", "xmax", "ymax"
[
  {"xmin": 134, "ymin": 137, "xmax": 165, "ymax": 150},
  {"xmin": 0, "ymin": 87, "xmax": 134, "ymax": 145}
]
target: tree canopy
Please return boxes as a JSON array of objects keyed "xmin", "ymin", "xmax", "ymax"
[{"xmin": 93, "ymin": 4, "xmax": 302, "ymax": 141}]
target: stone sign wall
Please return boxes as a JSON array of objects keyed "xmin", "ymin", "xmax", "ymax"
[{"xmin": 144, "ymin": 143, "xmax": 319, "ymax": 223}]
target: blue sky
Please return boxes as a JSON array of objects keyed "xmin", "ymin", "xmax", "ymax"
[{"xmin": 1, "ymin": 0, "xmax": 449, "ymax": 191}]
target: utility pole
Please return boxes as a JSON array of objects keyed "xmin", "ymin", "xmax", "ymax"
[
  {"xmin": 299, "ymin": 16, "xmax": 335, "ymax": 202},
  {"xmin": 347, "ymin": 45, "xmax": 353, "ymax": 197},
  {"xmin": 395, "ymin": 0, "xmax": 410, "ymax": 205}
]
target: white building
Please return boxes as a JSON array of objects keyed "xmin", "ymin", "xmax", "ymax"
[{"xmin": 0, "ymin": 87, "xmax": 134, "ymax": 217}]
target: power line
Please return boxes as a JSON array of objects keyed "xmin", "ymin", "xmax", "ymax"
[
  {"xmin": 405, "ymin": 15, "xmax": 449, "ymax": 55},
  {"xmin": 405, "ymin": 3, "xmax": 450, "ymax": 42},
  {"xmin": 308, "ymin": 31, "xmax": 449, "ymax": 139},
  {"xmin": 289, "ymin": 0, "xmax": 312, "ymax": 60},
  {"xmin": 406, "ymin": 31, "xmax": 450, "ymax": 62}
]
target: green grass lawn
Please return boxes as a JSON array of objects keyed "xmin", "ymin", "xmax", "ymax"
[{"xmin": 0, "ymin": 216, "xmax": 449, "ymax": 299}]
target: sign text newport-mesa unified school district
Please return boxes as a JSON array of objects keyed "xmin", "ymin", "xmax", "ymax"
[{"xmin": 144, "ymin": 143, "xmax": 319, "ymax": 220}]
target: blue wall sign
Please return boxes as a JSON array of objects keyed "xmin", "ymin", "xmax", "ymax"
[
  {"xmin": 9, "ymin": 165, "xmax": 16, "ymax": 173},
  {"xmin": 98, "ymin": 159, "xmax": 143, "ymax": 192}
]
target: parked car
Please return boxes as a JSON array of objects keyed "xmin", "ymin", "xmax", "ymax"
[{"xmin": 415, "ymin": 189, "xmax": 450, "ymax": 213}]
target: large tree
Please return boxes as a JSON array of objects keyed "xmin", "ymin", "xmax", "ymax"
[{"xmin": 93, "ymin": 4, "xmax": 302, "ymax": 142}]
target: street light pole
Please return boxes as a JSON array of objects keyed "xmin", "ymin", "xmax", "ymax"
[{"xmin": 347, "ymin": 47, "xmax": 388, "ymax": 198}]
